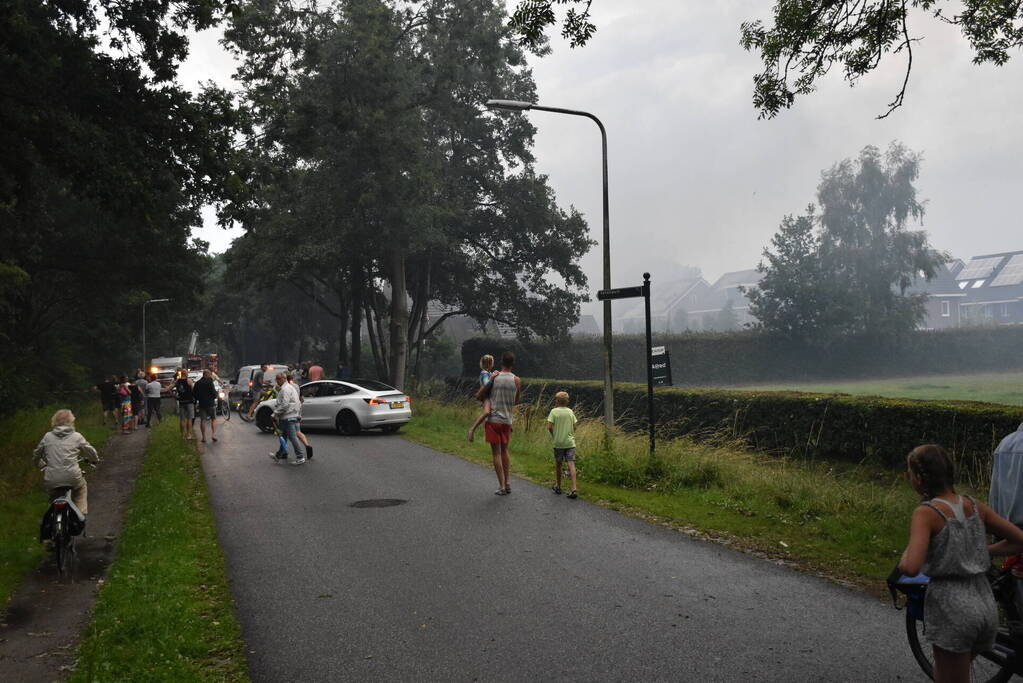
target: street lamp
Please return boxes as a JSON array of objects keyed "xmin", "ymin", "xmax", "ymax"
[
  {"xmin": 485, "ymin": 99, "xmax": 614, "ymax": 427},
  {"xmin": 142, "ymin": 298, "xmax": 171, "ymax": 372}
]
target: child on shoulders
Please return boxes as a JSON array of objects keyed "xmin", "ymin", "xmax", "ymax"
[
  {"xmin": 547, "ymin": 391, "xmax": 579, "ymax": 498},
  {"xmin": 467, "ymin": 354, "xmax": 495, "ymax": 442}
]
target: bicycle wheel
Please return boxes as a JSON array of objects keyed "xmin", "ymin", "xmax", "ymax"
[
  {"xmin": 906, "ymin": 611, "xmax": 1014, "ymax": 682},
  {"xmin": 54, "ymin": 515, "xmax": 75, "ymax": 580},
  {"xmin": 238, "ymin": 399, "xmax": 254, "ymax": 422}
]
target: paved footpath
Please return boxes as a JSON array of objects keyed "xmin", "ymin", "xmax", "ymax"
[
  {"xmin": 0, "ymin": 424, "xmax": 149, "ymax": 682},
  {"xmin": 202, "ymin": 418, "xmax": 926, "ymax": 682}
]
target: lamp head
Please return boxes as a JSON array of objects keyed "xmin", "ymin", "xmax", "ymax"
[{"xmin": 485, "ymin": 99, "xmax": 534, "ymax": 111}]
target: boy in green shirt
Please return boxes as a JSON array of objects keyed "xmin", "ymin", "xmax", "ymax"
[{"xmin": 547, "ymin": 391, "xmax": 579, "ymax": 498}]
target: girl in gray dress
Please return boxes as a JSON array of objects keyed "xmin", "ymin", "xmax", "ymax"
[{"xmin": 899, "ymin": 444, "xmax": 1023, "ymax": 682}]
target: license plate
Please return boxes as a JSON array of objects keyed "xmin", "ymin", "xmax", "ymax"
[{"xmin": 390, "ymin": 401, "xmax": 404, "ymax": 409}]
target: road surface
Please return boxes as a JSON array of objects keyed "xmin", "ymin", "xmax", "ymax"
[{"xmin": 200, "ymin": 416, "xmax": 924, "ymax": 682}]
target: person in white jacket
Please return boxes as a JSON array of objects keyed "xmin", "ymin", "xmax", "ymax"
[
  {"xmin": 33, "ymin": 409, "xmax": 100, "ymax": 515},
  {"xmin": 269, "ymin": 372, "xmax": 307, "ymax": 465}
]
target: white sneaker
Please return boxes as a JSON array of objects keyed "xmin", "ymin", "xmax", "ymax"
[{"xmin": 291, "ymin": 458, "xmax": 307, "ymax": 466}]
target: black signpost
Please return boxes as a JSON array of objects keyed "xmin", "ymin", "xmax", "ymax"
[{"xmin": 597, "ymin": 273, "xmax": 657, "ymax": 458}]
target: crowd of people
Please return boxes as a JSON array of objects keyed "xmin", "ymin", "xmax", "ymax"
[{"xmin": 94, "ymin": 372, "xmax": 163, "ymax": 434}]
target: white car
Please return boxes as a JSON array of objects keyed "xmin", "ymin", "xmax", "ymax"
[{"xmin": 253, "ymin": 379, "xmax": 412, "ymax": 435}]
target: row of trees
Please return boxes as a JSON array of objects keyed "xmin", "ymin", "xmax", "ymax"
[
  {"xmin": 216, "ymin": 0, "xmax": 594, "ymax": 389},
  {"xmin": 0, "ymin": 0, "xmax": 239, "ymax": 409}
]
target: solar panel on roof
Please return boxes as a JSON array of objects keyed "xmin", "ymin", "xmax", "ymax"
[
  {"xmin": 957, "ymin": 256, "xmax": 1004, "ymax": 281},
  {"xmin": 990, "ymin": 254, "xmax": 1023, "ymax": 287}
]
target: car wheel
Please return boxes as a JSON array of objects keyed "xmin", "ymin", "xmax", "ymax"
[
  {"xmin": 381, "ymin": 425, "xmax": 401, "ymax": 433},
  {"xmin": 336, "ymin": 410, "xmax": 361, "ymax": 435},
  {"xmin": 256, "ymin": 407, "xmax": 275, "ymax": 433}
]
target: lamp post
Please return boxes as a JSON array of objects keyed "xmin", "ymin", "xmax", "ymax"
[
  {"xmin": 485, "ymin": 99, "xmax": 614, "ymax": 427},
  {"xmin": 142, "ymin": 298, "xmax": 171, "ymax": 371}
]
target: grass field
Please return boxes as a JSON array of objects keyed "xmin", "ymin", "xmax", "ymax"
[
  {"xmin": 726, "ymin": 370, "xmax": 1023, "ymax": 406},
  {"xmin": 403, "ymin": 398, "xmax": 951, "ymax": 590},
  {"xmin": 72, "ymin": 418, "xmax": 248, "ymax": 682},
  {"xmin": 0, "ymin": 403, "xmax": 109, "ymax": 606}
]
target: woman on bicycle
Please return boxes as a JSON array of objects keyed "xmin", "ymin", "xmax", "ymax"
[
  {"xmin": 33, "ymin": 409, "xmax": 100, "ymax": 515},
  {"xmin": 899, "ymin": 444, "xmax": 1023, "ymax": 682}
]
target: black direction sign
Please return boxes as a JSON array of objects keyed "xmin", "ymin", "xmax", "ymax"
[
  {"xmin": 650, "ymin": 346, "xmax": 672, "ymax": 387},
  {"xmin": 597, "ymin": 286, "xmax": 644, "ymax": 301}
]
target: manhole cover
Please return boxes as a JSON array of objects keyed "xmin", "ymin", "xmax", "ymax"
[{"xmin": 349, "ymin": 499, "xmax": 408, "ymax": 508}]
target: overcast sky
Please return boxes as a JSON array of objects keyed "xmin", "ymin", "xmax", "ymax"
[{"xmin": 181, "ymin": 1, "xmax": 1023, "ymax": 319}]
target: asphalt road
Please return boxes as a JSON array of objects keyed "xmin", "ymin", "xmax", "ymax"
[{"xmin": 200, "ymin": 416, "xmax": 925, "ymax": 682}]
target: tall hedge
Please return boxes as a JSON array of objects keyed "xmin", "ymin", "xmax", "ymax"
[
  {"xmin": 444, "ymin": 378, "xmax": 1022, "ymax": 470},
  {"xmin": 462, "ymin": 325, "xmax": 1023, "ymax": 385}
]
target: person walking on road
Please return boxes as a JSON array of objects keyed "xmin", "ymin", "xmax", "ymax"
[
  {"xmin": 95, "ymin": 375, "xmax": 119, "ymax": 427},
  {"xmin": 118, "ymin": 376, "xmax": 134, "ymax": 434},
  {"xmin": 194, "ymin": 369, "xmax": 218, "ymax": 443},
  {"xmin": 547, "ymin": 391, "xmax": 579, "ymax": 499},
  {"xmin": 174, "ymin": 369, "xmax": 196, "ymax": 440},
  {"xmin": 269, "ymin": 372, "xmax": 306, "ymax": 465},
  {"xmin": 134, "ymin": 371, "xmax": 149, "ymax": 426},
  {"xmin": 145, "ymin": 374, "xmax": 163, "ymax": 426},
  {"xmin": 306, "ymin": 362, "xmax": 323, "ymax": 382},
  {"xmin": 33, "ymin": 409, "xmax": 100, "ymax": 516},
  {"xmin": 478, "ymin": 351, "xmax": 520, "ymax": 495},
  {"xmin": 899, "ymin": 444, "xmax": 1023, "ymax": 682}
]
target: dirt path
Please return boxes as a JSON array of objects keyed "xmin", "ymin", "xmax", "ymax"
[{"xmin": 0, "ymin": 425, "xmax": 149, "ymax": 682}]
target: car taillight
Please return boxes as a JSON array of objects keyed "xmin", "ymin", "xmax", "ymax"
[
  {"xmin": 405, "ymin": 396, "xmax": 411, "ymax": 403},
  {"xmin": 364, "ymin": 398, "xmax": 387, "ymax": 405}
]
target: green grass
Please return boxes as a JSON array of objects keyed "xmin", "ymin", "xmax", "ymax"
[
  {"xmin": 726, "ymin": 370, "xmax": 1023, "ymax": 406},
  {"xmin": 0, "ymin": 403, "xmax": 109, "ymax": 606},
  {"xmin": 72, "ymin": 418, "xmax": 248, "ymax": 682},
  {"xmin": 404, "ymin": 398, "xmax": 979, "ymax": 588}
]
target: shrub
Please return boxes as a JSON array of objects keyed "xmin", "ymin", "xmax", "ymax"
[
  {"xmin": 461, "ymin": 325, "xmax": 1023, "ymax": 385},
  {"xmin": 444, "ymin": 377, "xmax": 1022, "ymax": 473}
]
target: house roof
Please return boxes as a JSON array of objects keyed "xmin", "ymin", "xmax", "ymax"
[
  {"xmin": 907, "ymin": 261, "xmax": 965, "ymax": 297},
  {"xmin": 617, "ymin": 276, "xmax": 707, "ymax": 319},
  {"xmin": 688, "ymin": 269, "xmax": 764, "ymax": 314},
  {"xmin": 955, "ymin": 250, "xmax": 1023, "ymax": 303}
]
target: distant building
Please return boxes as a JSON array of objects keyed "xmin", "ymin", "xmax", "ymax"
[
  {"xmin": 570, "ymin": 314, "xmax": 600, "ymax": 337},
  {"xmin": 686, "ymin": 269, "xmax": 764, "ymax": 331},
  {"xmin": 910, "ymin": 261, "xmax": 966, "ymax": 330},
  {"xmin": 954, "ymin": 251, "xmax": 1023, "ymax": 326},
  {"xmin": 614, "ymin": 276, "xmax": 709, "ymax": 333}
]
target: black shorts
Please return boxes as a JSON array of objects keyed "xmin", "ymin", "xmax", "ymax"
[
  {"xmin": 198, "ymin": 403, "xmax": 216, "ymax": 420},
  {"xmin": 102, "ymin": 398, "xmax": 116, "ymax": 411}
]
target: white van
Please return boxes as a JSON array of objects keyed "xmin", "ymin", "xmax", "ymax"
[{"xmin": 229, "ymin": 364, "xmax": 290, "ymax": 406}]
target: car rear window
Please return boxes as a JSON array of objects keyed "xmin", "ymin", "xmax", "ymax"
[{"xmin": 345, "ymin": 378, "xmax": 397, "ymax": 392}]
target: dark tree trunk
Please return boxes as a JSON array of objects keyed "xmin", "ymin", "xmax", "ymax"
[
  {"xmin": 350, "ymin": 270, "xmax": 363, "ymax": 377},
  {"xmin": 387, "ymin": 247, "xmax": 408, "ymax": 391}
]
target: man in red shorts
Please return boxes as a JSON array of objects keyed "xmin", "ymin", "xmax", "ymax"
[{"xmin": 481, "ymin": 352, "xmax": 522, "ymax": 495}]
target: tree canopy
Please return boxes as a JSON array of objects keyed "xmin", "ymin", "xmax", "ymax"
[
  {"xmin": 221, "ymin": 0, "xmax": 593, "ymax": 388},
  {"xmin": 507, "ymin": 1, "xmax": 1023, "ymax": 117},
  {"xmin": 0, "ymin": 0, "xmax": 239, "ymax": 407},
  {"xmin": 744, "ymin": 143, "xmax": 946, "ymax": 344}
]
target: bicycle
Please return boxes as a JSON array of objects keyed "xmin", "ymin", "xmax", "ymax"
[
  {"xmin": 237, "ymin": 385, "xmax": 276, "ymax": 423},
  {"xmin": 41, "ymin": 486, "xmax": 87, "ymax": 580},
  {"xmin": 890, "ymin": 565, "xmax": 1023, "ymax": 682}
]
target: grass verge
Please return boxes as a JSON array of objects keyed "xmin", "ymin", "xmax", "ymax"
[
  {"xmin": 403, "ymin": 397, "xmax": 977, "ymax": 591},
  {"xmin": 72, "ymin": 418, "xmax": 248, "ymax": 682},
  {"xmin": 727, "ymin": 370, "xmax": 1023, "ymax": 406},
  {"xmin": 0, "ymin": 403, "xmax": 108, "ymax": 606}
]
